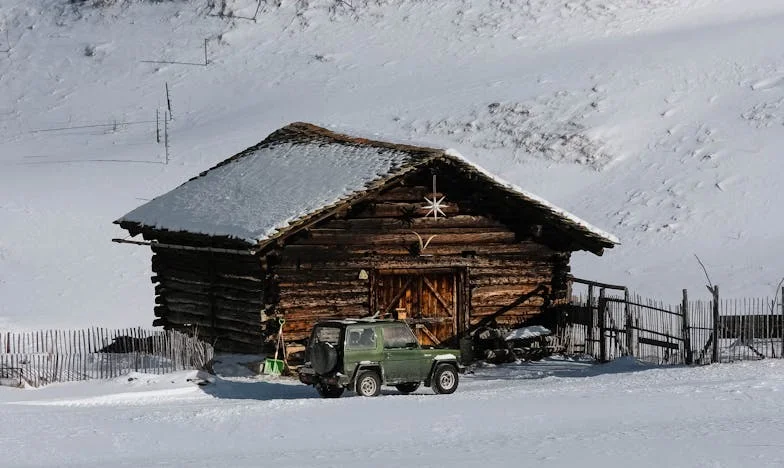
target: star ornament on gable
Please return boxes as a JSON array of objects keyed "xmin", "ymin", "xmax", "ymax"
[
  {"xmin": 423, "ymin": 174, "xmax": 447, "ymax": 219},
  {"xmin": 424, "ymin": 194, "xmax": 447, "ymax": 219}
]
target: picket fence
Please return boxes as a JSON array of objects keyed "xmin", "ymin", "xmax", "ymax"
[
  {"xmin": 0, "ymin": 328, "xmax": 214, "ymax": 387},
  {"xmin": 555, "ymin": 288, "xmax": 784, "ymax": 365}
]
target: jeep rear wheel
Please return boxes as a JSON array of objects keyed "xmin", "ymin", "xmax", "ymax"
[
  {"xmin": 432, "ymin": 364, "xmax": 459, "ymax": 395},
  {"xmin": 315, "ymin": 383, "xmax": 344, "ymax": 399},
  {"xmin": 355, "ymin": 370, "xmax": 381, "ymax": 397},
  {"xmin": 395, "ymin": 382, "xmax": 420, "ymax": 394}
]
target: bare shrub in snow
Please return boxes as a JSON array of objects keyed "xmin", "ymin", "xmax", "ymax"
[{"xmin": 405, "ymin": 94, "xmax": 613, "ymax": 169}]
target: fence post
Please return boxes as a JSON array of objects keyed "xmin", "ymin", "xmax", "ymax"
[
  {"xmin": 599, "ymin": 290, "xmax": 607, "ymax": 362},
  {"xmin": 587, "ymin": 285, "xmax": 595, "ymax": 356},
  {"xmin": 682, "ymin": 289, "xmax": 692, "ymax": 365},
  {"xmin": 711, "ymin": 285, "xmax": 720, "ymax": 364},
  {"xmin": 781, "ymin": 286, "xmax": 784, "ymax": 359},
  {"xmin": 624, "ymin": 288, "xmax": 633, "ymax": 356}
]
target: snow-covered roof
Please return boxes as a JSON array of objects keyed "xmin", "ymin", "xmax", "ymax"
[{"xmin": 117, "ymin": 122, "xmax": 618, "ymax": 253}]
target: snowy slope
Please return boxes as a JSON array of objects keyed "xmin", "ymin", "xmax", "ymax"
[
  {"xmin": 2, "ymin": 358, "xmax": 784, "ymax": 467},
  {"xmin": 1, "ymin": 0, "xmax": 784, "ymax": 329}
]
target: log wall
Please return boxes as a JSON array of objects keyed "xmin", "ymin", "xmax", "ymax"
[
  {"xmin": 269, "ymin": 175, "xmax": 572, "ymax": 342},
  {"xmin": 150, "ymin": 246, "xmax": 266, "ymax": 353},
  {"xmin": 144, "ymin": 168, "xmax": 576, "ymax": 351}
]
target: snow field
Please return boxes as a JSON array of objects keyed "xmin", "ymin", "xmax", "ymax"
[{"xmin": 2, "ymin": 358, "xmax": 784, "ymax": 467}]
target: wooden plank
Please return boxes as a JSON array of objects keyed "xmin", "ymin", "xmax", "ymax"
[
  {"xmin": 158, "ymin": 276, "xmax": 263, "ymax": 294},
  {"xmin": 278, "ymin": 293, "xmax": 368, "ymax": 309},
  {"xmin": 295, "ymin": 231, "xmax": 516, "ymax": 246},
  {"xmin": 310, "ymin": 226, "xmax": 511, "ymax": 236},
  {"xmin": 158, "ymin": 290, "xmax": 263, "ymax": 306},
  {"xmin": 379, "ymin": 277, "xmax": 414, "ymax": 315},
  {"xmin": 322, "ymin": 215, "xmax": 504, "ymax": 230},
  {"xmin": 472, "ymin": 284, "xmax": 549, "ymax": 299},
  {"xmin": 415, "ymin": 323, "xmax": 442, "ymax": 345},
  {"xmin": 374, "ymin": 185, "xmax": 435, "ymax": 201},
  {"xmin": 275, "ymin": 254, "xmax": 547, "ymax": 270},
  {"xmin": 352, "ymin": 202, "xmax": 461, "ymax": 218},
  {"xmin": 282, "ymin": 243, "xmax": 545, "ymax": 259},
  {"xmin": 278, "ymin": 284, "xmax": 368, "ymax": 298},
  {"xmin": 638, "ymin": 336, "xmax": 681, "ymax": 350},
  {"xmin": 422, "ymin": 276, "xmax": 453, "ymax": 317},
  {"xmin": 470, "ymin": 275, "xmax": 555, "ymax": 287},
  {"xmin": 604, "ymin": 298, "xmax": 681, "ymax": 316},
  {"xmin": 469, "ymin": 305, "xmax": 543, "ymax": 317}
]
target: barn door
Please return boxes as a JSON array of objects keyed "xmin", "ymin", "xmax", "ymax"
[{"xmin": 375, "ymin": 271, "xmax": 457, "ymax": 346}]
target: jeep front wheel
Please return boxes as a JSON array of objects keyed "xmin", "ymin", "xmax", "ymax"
[
  {"xmin": 432, "ymin": 365, "xmax": 459, "ymax": 395},
  {"xmin": 395, "ymin": 382, "xmax": 420, "ymax": 394},
  {"xmin": 316, "ymin": 384, "xmax": 344, "ymax": 399},
  {"xmin": 355, "ymin": 370, "xmax": 381, "ymax": 397}
]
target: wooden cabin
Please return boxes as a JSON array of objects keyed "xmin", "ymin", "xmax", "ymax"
[{"xmin": 115, "ymin": 123, "xmax": 618, "ymax": 353}]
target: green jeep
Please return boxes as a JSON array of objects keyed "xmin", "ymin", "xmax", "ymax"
[{"xmin": 298, "ymin": 319, "xmax": 461, "ymax": 398}]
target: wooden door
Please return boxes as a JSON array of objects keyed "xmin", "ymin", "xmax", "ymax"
[{"xmin": 375, "ymin": 271, "xmax": 457, "ymax": 346}]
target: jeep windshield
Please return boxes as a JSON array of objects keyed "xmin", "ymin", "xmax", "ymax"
[{"xmin": 382, "ymin": 323, "xmax": 419, "ymax": 349}]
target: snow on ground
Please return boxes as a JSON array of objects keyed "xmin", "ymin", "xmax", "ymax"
[
  {"xmin": 505, "ymin": 324, "xmax": 551, "ymax": 340},
  {"xmin": 1, "ymin": 0, "xmax": 784, "ymax": 328},
  {"xmin": 2, "ymin": 358, "xmax": 784, "ymax": 467}
]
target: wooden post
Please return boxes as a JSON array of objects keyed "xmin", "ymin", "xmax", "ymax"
[
  {"xmin": 624, "ymin": 288, "xmax": 633, "ymax": 356},
  {"xmin": 711, "ymin": 285, "xmax": 720, "ymax": 364},
  {"xmin": 164, "ymin": 111, "xmax": 169, "ymax": 164},
  {"xmin": 599, "ymin": 288, "xmax": 607, "ymax": 362},
  {"xmin": 682, "ymin": 289, "xmax": 692, "ymax": 364},
  {"xmin": 78, "ymin": 329, "xmax": 83, "ymax": 379},
  {"xmin": 165, "ymin": 82, "xmax": 172, "ymax": 118},
  {"xmin": 204, "ymin": 38, "xmax": 208, "ymax": 66},
  {"xmin": 587, "ymin": 285, "xmax": 595, "ymax": 356},
  {"xmin": 98, "ymin": 328, "xmax": 104, "ymax": 379},
  {"xmin": 52, "ymin": 331, "xmax": 59, "ymax": 381},
  {"xmin": 781, "ymin": 286, "xmax": 784, "ymax": 360}
]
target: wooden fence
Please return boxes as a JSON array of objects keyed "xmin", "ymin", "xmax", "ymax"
[
  {"xmin": 689, "ymin": 297, "xmax": 783, "ymax": 363},
  {"xmin": 555, "ymin": 284, "xmax": 784, "ymax": 365},
  {"xmin": 0, "ymin": 328, "xmax": 214, "ymax": 387}
]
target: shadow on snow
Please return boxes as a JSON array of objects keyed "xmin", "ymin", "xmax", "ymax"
[
  {"xmin": 198, "ymin": 357, "xmax": 666, "ymax": 400},
  {"xmin": 198, "ymin": 376, "xmax": 441, "ymax": 400},
  {"xmin": 467, "ymin": 356, "xmax": 668, "ymax": 381},
  {"xmin": 199, "ymin": 376, "xmax": 319, "ymax": 400}
]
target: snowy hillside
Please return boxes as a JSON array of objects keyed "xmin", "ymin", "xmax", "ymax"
[{"xmin": 1, "ymin": 0, "xmax": 784, "ymax": 329}]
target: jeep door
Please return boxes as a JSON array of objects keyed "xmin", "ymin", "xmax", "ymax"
[
  {"xmin": 381, "ymin": 323, "xmax": 429, "ymax": 384},
  {"xmin": 343, "ymin": 325, "xmax": 382, "ymax": 378}
]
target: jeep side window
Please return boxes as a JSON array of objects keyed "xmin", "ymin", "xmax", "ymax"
[
  {"xmin": 383, "ymin": 324, "xmax": 418, "ymax": 349},
  {"xmin": 346, "ymin": 327, "xmax": 376, "ymax": 350}
]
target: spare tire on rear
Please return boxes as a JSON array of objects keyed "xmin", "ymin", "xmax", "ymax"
[{"xmin": 311, "ymin": 342, "xmax": 338, "ymax": 375}]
